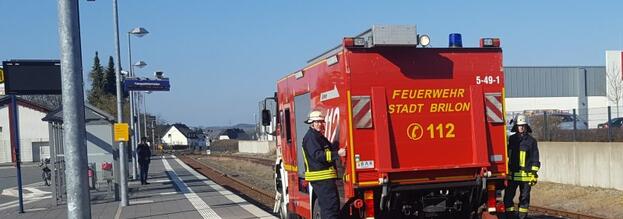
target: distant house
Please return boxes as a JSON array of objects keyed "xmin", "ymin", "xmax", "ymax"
[
  {"xmin": 0, "ymin": 97, "xmax": 50, "ymax": 164},
  {"xmin": 161, "ymin": 124, "xmax": 203, "ymax": 147},
  {"xmin": 218, "ymin": 128, "xmax": 251, "ymax": 140}
]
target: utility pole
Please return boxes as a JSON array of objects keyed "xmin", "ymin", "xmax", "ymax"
[
  {"xmin": 128, "ymin": 32, "xmax": 138, "ymax": 180},
  {"xmin": 8, "ymin": 96, "xmax": 24, "ymax": 214},
  {"xmin": 57, "ymin": 0, "xmax": 92, "ymax": 218},
  {"xmin": 112, "ymin": 0, "xmax": 129, "ymax": 206}
]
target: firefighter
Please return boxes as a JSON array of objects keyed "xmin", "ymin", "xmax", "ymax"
[
  {"xmin": 302, "ymin": 110, "xmax": 346, "ymax": 219},
  {"xmin": 504, "ymin": 115, "xmax": 540, "ymax": 219}
]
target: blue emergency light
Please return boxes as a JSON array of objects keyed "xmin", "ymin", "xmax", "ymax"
[{"xmin": 449, "ymin": 33, "xmax": 463, "ymax": 48}]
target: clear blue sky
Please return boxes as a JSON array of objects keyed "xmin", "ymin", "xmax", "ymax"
[{"xmin": 2, "ymin": 1, "xmax": 622, "ymax": 126}]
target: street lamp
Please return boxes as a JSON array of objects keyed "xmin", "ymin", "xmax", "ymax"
[
  {"xmin": 127, "ymin": 27, "xmax": 149, "ymax": 181},
  {"xmin": 134, "ymin": 60, "xmax": 147, "ymax": 69}
]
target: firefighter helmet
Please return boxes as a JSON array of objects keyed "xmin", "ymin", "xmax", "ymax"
[
  {"xmin": 305, "ymin": 110, "xmax": 325, "ymax": 124},
  {"xmin": 511, "ymin": 114, "xmax": 532, "ymax": 133},
  {"xmin": 516, "ymin": 115, "xmax": 528, "ymax": 125}
]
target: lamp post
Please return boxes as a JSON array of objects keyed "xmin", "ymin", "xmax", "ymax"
[
  {"xmin": 110, "ymin": 0, "xmax": 131, "ymax": 206},
  {"xmin": 143, "ymin": 91, "xmax": 151, "ymax": 137},
  {"xmin": 127, "ymin": 27, "xmax": 149, "ymax": 180}
]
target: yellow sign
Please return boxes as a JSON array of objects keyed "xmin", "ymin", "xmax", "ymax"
[
  {"xmin": 407, "ymin": 123, "xmax": 424, "ymax": 140},
  {"xmin": 0, "ymin": 68, "xmax": 4, "ymax": 83},
  {"xmin": 114, "ymin": 123, "xmax": 130, "ymax": 142},
  {"xmin": 389, "ymin": 88, "xmax": 471, "ymax": 114}
]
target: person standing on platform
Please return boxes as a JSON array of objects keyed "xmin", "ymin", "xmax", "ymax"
[{"xmin": 137, "ymin": 137, "xmax": 152, "ymax": 185}]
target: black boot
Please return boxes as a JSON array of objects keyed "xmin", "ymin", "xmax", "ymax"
[
  {"xmin": 518, "ymin": 212, "xmax": 528, "ymax": 219},
  {"xmin": 505, "ymin": 211, "xmax": 518, "ymax": 219}
]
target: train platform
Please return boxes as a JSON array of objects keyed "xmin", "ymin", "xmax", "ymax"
[{"xmin": 0, "ymin": 155, "xmax": 277, "ymax": 219}]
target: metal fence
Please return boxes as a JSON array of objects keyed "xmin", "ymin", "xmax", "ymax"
[{"xmin": 507, "ymin": 106, "xmax": 623, "ymax": 142}]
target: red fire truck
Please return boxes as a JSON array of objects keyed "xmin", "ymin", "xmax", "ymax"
[{"xmin": 263, "ymin": 25, "xmax": 507, "ymax": 219}]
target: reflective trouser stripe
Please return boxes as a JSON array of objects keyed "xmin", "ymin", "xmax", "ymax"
[
  {"xmin": 325, "ymin": 149, "xmax": 331, "ymax": 162},
  {"xmin": 519, "ymin": 150, "xmax": 526, "ymax": 168},
  {"xmin": 531, "ymin": 166, "xmax": 540, "ymax": 171},
  {"xmin": 506, "ymin": 206, "xmax": 516, "ymax": 212},
  {"xmin": 513, "ymin": 176, "xmax": 535, "ymax": 181},
  {"xmin": 519, "ymin": 207, "xmax": 529, "ymax": 213}
]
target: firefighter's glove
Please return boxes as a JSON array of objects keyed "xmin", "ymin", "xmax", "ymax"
[
  {"xmin": 529, "ymin": 172, "xmax": 538, "ymax": 186},
  {"xmin": 529, "ymin": 178, "xmax": 538, "ymax": 186},
  {"xmin": 338, "ymin": 148, "xmax": 346, "ymax": 157}
]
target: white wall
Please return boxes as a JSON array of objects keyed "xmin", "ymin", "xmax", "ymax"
[
  {"xmin": 238, "ymin": 140, "xmax": 275, "ymax": 154},
  {"xmin": 0, "ymin": 104, "xmax": 49, "ymax": 163},
  {"xmin": 161, "ymin": 127, "xmax": 188, "ymax": 145}
]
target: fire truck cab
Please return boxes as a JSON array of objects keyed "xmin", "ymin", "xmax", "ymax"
[{"xmin": 264, "ymin": 25, "xmax": 507, "ymax": 219}]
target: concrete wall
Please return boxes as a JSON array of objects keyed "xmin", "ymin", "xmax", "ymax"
[
  {"xmin": 539, "ymin": 142, "xmax": 623, "ymax": 190},
  {"xmin": 238, "ymin": 140, "xmax": 275, "ymax": 154}
]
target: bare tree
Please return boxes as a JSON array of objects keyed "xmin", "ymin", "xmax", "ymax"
[{"xmin": 607, "ymin": 62, "xmax": 623, "ymax": 117}]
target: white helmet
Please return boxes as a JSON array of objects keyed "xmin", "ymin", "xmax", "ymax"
[
  {"xmin": 516, "ymin": 115, "xmax": 528, "ymax": 125},
  {"xmin": 511, "ymin": 114, "xmax": 532, "ymax": 133},
  {"xmin": 305, "ymin": 110, "xmax": 325, "ymax": 124}
]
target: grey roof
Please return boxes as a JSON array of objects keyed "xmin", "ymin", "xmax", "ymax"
[
  {"xmin": 0, "ymin": 96, "xmax": 51, "ymax": 113},
  {"xmin": 169, "ymin": 123, "xmax": 200, "ymax": 139},
  {"xmin": 42, "ymin": 103, "xmax": 116, "ymax": 123}
]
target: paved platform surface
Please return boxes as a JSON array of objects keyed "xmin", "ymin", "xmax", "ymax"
[{"xmin": 0, "ymin": 155, "xmax": 277, "ymax": 219}]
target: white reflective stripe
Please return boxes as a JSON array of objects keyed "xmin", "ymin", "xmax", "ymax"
[
  {"xmin": 486, "ymin": 107, "xmax": 503, "ymax": 122},
  {"xmin": 488, "ymin": 207, "xmax": 496, "ymax": 212},
  {"xmin": 352, "ymin": 97, "xmax": 367, "ymax": 115},
  {"xmin": 356, "ymin": 110, "xmax": 372, "ymax": 128},
  {"xmin": 352, "ymin": 96, "xmax": 372, "ymax": 128},
  {"xmin": 172, "ymin": 155, "xmax": 277, "ymax": 219},
  {"xmin": 485, "ymin": 94, "xmax": 502, "ymax": 109},
  {"xmin": 162, "ymin": 156, "xmax": 221, "ymax": 219},
  {"xmin": 485, "ymin": 94, "xmax": 503, "ymax": 123}
]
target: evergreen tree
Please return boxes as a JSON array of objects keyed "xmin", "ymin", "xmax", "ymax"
[
  {"xmin": 104, "ymin": 56, "xmax": 117, "ymax": 95},
  {"xmin": 87, "ymin": 52, "xmax": 105, "ymax": 104}
]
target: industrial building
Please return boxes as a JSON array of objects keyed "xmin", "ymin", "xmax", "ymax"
[{"xmin": 504, "ymin": 50, "xmax": 622, "ymax": 128}]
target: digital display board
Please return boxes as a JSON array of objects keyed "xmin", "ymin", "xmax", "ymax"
[{"xmin": 2, "ymin": 60, "xmax": 61, "ymax": 95}]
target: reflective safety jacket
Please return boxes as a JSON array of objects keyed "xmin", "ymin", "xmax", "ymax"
[
  {"xmin": 302, "ymin": 128, "xmax": 338, "ymax": 181},
  {"xmin": 507, "ymin": 133, "xmax": 540, "ymax": 182}
]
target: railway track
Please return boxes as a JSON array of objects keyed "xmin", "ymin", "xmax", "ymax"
[
  {"xmin": 205, "ymin": 153, "xmax": 275, "ymax": 167},
  {"xmin": 178, "ymin": 155, "xmax": 275, "ymax": 210},
  {"xmin": 530, "ymin": 206, "xmax": 605, "ymax": 219},
  {"xmin": 180, "ymin": 154, "xmax": 605, "ymax": 219}
]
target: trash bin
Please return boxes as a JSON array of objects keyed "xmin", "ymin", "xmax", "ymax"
[
  {"xmin": 101, "ymin": 162, "xmax": 113, "ymax": 194},
  {"xmin": 88, "ymin": 163, "xmax": 97, "ymax": 190}
]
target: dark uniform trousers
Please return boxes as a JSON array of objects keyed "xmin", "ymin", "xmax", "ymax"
[
  {"xmin": 503, "ymin": 180, "xmax": 532, "ymax": 219},
  {"xmin": 311, "ymin": 179, "xmax": 340, "ymax": 219},
  {"xmin": 139, "ymin": 161, "xmax": 150, "ymax": 183}
]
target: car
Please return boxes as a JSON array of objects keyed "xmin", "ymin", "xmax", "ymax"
[
  {"xmin": 597, "ymin": 117, "xmax": 623, "ymax": 128},
  {"xmin": 549, "ymin": 113, "xmax": 588, "ymax": 130},
  {"xmin": 516, "ymin": 113, "xmax": 588, "ymax": 130}
]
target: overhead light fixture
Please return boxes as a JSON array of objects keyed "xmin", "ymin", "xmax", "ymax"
[
  {"xmin": 419, "ymin": 34, "xmax": 431, "ymax": 47},
  {"xmin": 129, "ymin": 27, "xmax": 149, "ymax": 38},
  {"xmin": 134, "ymin": 61, "xmax": 147, "ymax": 68}
]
